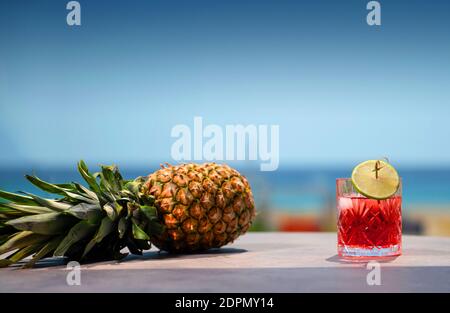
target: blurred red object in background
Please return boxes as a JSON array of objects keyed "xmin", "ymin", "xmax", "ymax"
[{"xmin": 279, "ymin": 216, "xmax": 320, "ymax": 232}]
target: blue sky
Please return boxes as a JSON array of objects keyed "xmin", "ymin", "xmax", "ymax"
[{"xmin": 0, "ymin": 0, "xmax": 449, "ymax": 168}]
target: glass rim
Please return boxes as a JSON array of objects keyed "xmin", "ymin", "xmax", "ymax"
[
  {"xmin": 336, "ymin": 177, "xmax": 402, "ymax": 197},
  {"xmin": 336, "ymin": 177, "xmax": 402, "ymax": 181}
]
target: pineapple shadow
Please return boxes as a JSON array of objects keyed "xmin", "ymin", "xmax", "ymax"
[
  {"xmin": 122, "ymin": 247, "xmax": 248, "ymax": 263},
  {"xmin": 7, "ymin": 248, "xmax": 248, "ymax": 269},
  {"xmin": 9, "ymin": 257, "xmax": 67, "ymax": 269}
]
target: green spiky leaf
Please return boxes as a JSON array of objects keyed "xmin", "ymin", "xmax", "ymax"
[
  {"xmin": 54, "ymin": 183, "xmax": 77, "ymax": 190},
  {"xmin": 82, "ymin": 217, "xmax": 114, "ymax": 258},
  {"xmin": 139, "ymin": 205, "xmax": 157, "ymax": 220},
  {"xmin": 0, "ymin": 231, "xmax": 49, "ymax": 255},
  {"xmin": 23, "ymin": 236, "xmax": 63, "ymax": 268},
  {"xmin": 0, "ymin": 190, "xmax": 39, "ymax": 206},
  {"xmin": 103, "ymin": 203, "xmax": 117, "ymax": 221},
  {"xmin": 0, "ymin": 206, "xmax": 25, "ymax": 219},
  {"xmin": 101, "ymin": 165, "xmax": 123, "ymax": 192},
  {"xmin": 78, "ymin": 161, "xmax": 102, "ymax": 196},
  {"xmin": 132, "ymin": 222, "xmax": 150, "ymax": 240},
  {"xmin": 0, "ymin": 259, "xmax": 12, "ymax": 267},
  {"xmin": 1, "ymin": 243, "xmax": 45, "ymax": 267},
  {"xmin": 54, "ymin": 221, "xmax": 97, "ymax": 257},
  {"xmin": 124, "ymin": 181, "xmax": 141, "ymax": 195},
  {"xmin": 66, "ymin": 203, "xmax": 102, "ymax": 223},
  {"xmin": 25, "ymin": 175, "xmax": 97, "ymax": 204},
  {"xmin": 21, "ymin": 192, "xmax": 72, "ymax": 212},
  {"xmin": 5, "ymin": 212, "xmax": 77, "ymax": 235},
  {"xmin": 73, "ymin": 183, "xmax": 99, "ymax": 202},
  {"xmin": 25, "ymin": 175, "xmax": 69, "ymax": 196},
  {"xmin": 1, "ymin": 203, "xmax": 54, "ymax": 215},
  {"xmin": 118, "ymin": 217, "xmax": 127, "ymax": 239},
  {"xmin": 63, "ymin": 190, "xmax": 98, "ymax": 205}
]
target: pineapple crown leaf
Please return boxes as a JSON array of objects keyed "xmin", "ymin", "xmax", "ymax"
[{"xmin": 0, "ymin": 160, "xmax": 163, "ymax": 268}]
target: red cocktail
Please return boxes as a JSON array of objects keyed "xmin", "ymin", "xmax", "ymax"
[{"xmin": 336, "ymin": 178, "xmax": 402, "ymax": 258}]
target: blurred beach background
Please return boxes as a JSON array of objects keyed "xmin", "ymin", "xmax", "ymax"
[
  {"xmin": 1, "ymin": 0, "xmax": 450, "ymax": 236},
  {"xmin": 1, "ymin": 166, "xmax": 450, "ymax": 236}
]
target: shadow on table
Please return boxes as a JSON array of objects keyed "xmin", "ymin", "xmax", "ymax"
[
  {"xmin": 7, "ymin": 248, "xmax": 247, "ymax": 269},
  {"xmin": 123, "ymin": 247, "xmax": 248, "ymax": 263},
  {"xmin": 10, "ymin": 257, "xmax": 68, "ymax": 269},
  {"xmin": 326, "ymin": 254, "xmax": 399, "ymax": 264}
]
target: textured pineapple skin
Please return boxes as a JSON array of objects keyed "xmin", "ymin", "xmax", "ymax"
[{"xmin": 142, "ymin": 163, "xmax": 256, "ymax": 252}]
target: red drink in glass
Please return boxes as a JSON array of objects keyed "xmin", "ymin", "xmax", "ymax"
[{"xmin": 336, "ymin": 178, "xmax": 402, "ymax": 258}]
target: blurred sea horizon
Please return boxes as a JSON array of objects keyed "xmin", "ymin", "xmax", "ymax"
[{"xmin": 1, "ymin": 165, "xmax": 449, "ymax": 213}]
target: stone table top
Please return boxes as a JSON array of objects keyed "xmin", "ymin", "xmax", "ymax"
[{"xmin": 1, "ymin": 232, "xmax": 449, "ymax": 292}]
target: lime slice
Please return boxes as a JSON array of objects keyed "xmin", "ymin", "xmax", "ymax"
[{"xmin": 351, "ymin": 160, "xmax": 400, "ymax": 200}]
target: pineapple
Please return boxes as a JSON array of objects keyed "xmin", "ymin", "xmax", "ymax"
[{"xmin": 0, "ymin": 161, "xmax": 256, "ymax": 268}]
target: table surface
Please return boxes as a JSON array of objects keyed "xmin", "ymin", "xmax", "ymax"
[{"xmin": 1, "ymin": 232, "xmax": 449, "ymax": 292}]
